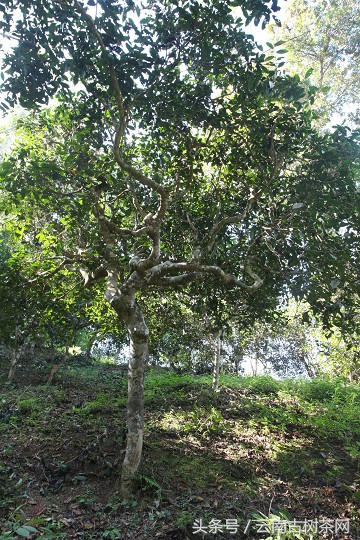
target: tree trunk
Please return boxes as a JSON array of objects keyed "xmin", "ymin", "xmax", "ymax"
[
  {"xmin": 250, "ymin": 356, "xmax": 258, "ymax": 376},
  {"xmin": 234, "ymin": 347, "xmax": 243, "ymax": 374},
  {"xmin": 105, "ymin": 272, "xmax": 149, "ymax": 496},
  {"xmin": 85, "ymin": 333, "xmax": 97, "ymax": 360},
  {"xmin": 120, "ymin": 306, "xmax": 148, "ymax": 496},
  {"xmin": 301, "ymin": 352, "xmax": 317, "ymax": 378},
  {"xmin": 7, "ymin": 331, "xmax": 30, "ymax": 382},
  {"xmin": 29, "ymin": 341, "xmax": 36, "ymax": 363},
  {"xmin": 46, "ymin": 348, "xmax": 69, "ymax": 385},
  {"xmin": 7, "ymin": 348, "xmax": 19, "ymax": 382},
  {"xmin": 212, "ymin": 329, "xmax": 222, "ymax": 391}
]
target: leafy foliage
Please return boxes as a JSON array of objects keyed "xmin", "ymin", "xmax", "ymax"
[
  {"xmin": 270, "ymin": 0, "xmax": 360, "ymax": 125},
  {"xmin": 0, "ymin": 1, "xmax": 358, "ymax": 319},
  {"xmin": 0, "ymin": 0, "xmax": 359, "ymax": 486}
]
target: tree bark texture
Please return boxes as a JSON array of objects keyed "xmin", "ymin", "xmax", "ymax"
[
  {"xmin": 105, "ymin": 277, "xmax": 149, "ymax": 496},
  {"xmin": 120, "ymin": 309, "xmax": 148, "ymax": 495},
  {"xmin": 212, "ymin": 329, "xmax": 222, "ymax": 391}
]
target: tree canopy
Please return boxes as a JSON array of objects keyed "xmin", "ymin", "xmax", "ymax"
[{"xmin": 0, "ymin": 0, "xmax": 359, "ymax": 493}]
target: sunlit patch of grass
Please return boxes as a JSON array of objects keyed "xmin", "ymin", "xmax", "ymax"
[
  {"xmin": 267, "ymin": 437, "xmax": 320, "ymax": 480},
  {"xmin": 169, "ymin": 454, "xmax": 229, "ymax": 488},
  {"xmin": 160, "ymin": 409, "xmax": 185, "ymax": 432},
  {"xmin": 218, "ymin": 374, "xmax": 281, "ymax": 394},
  {"xmin": 157, "ymin": 406, "xmax": 230, "ymax": 436},
  {"xmin": 72, "ymin": 393, "xmax": 127, "ymax": 415}
]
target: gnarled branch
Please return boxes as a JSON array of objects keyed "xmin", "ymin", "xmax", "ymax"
[{"xmin": 145, "ymin": 260, "xmax": 263, "ymax": 291}]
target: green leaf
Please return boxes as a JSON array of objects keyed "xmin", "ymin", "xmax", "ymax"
[
  {"xmin": 15, "ymin": 526, "xmax": 37, "ymax": 538},
  {"xmin": 305, "ymin": 67, "xmax": 313, "ymax": 79}
]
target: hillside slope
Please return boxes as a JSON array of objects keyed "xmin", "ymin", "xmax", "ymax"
[{"xmin": 1, "ymin": 360, "xmax": 359, "ymax": 539}]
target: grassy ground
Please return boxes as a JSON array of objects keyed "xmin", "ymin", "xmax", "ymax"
[{"xmin": 0, "ymin": 358, "xmax": 359, "ymax": 539}]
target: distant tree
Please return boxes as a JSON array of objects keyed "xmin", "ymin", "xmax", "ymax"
[
  {"xmin": 240, "ymin": 302, "xmax": 321, "ymax": 377},
  {"xmin": 0, "ymin": 0, "xmax": 359, "ymax": 494},
  {"xmin": 230, "ymin": 299, "xmax": 359, "ymax": 380},
  {"xmin": 317, "ymin": 329, "xmax": 359, "ymax": 382},
  {"xmin": 270, "ymin": 0, "xmax": 360, "ymax": 125},
  {"xmin": 145, "ymin": 282, "xmax": 280, "ymax": 386}
]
